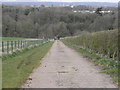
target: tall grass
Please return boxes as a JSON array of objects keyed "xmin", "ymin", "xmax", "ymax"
[{"xmin": 64, "ymin": 30, "xmax": 118, "ymax": 60}]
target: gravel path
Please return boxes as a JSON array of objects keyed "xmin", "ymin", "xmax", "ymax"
[{"xmin": 22, "ymin": 40, "xmax": 116, "ymax": 88}]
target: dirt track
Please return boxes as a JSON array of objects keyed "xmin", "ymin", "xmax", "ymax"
[{"xmin": 22, "ymin": 40, "xmax": 116, "ymax": 88}]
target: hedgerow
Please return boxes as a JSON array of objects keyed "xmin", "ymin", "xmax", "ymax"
[{"xmin": 64, "ymin": 29, "xmax": 118, "ymax": 60}]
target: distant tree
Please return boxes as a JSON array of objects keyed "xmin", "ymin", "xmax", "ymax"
[
  {"xmin": 2, "ymin": 5, "xmax": 117, "ymax": 38},
  {"xmin": 95, "ymin": 7, "xmax": 102, "ymax": 16},
  {"xmin": 24, "ymin": 9, "xmax": 30, "ymax": 16},
  {"xmin": 41, "ymin": 4, "xmax": 45, "ymax": 7}
]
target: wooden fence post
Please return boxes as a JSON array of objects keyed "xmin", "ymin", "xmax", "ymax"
[
  {"xmin": 2, "ymin": 41, "xmax": 4, "ymax": 53},
  {"xmin": 25, "ymin": 41, "xmax": 27, "ymax": 47},
  {"xmin": 24, "ymin": 41, "xmax": 26, "ymax": 48},
  {"xmin": 31, "ymin": 40, "xmax": 32, "ymax": 46},
  {"xmin": 2, "ymin": 39, "xmax": 45, "ymax": 55},
  {"xmin": 23, "ymin": 41, "xmax": 24, "ymax": 48},
  {"xmin": 30, "ymin": 40, "xmax": 32, "ymax": 47},
  {"xmin": 27, "ymin": 41, "xmax": 28, "ymax": 47},
  {"xmin": 15, "ymin": 41, "xmax": 17, "ymax": 49},
  {"xmin": 34, "ymin": 40, "xmax": 35, "ymax": 46},
  {"xmin": 25, "ymin": 40, "xmax": 27, "ymax": 47},
  {"xmin": 11, "ymin": 41, "xmax": 13, "ymax": 53},
  {"xmin": 21, "ymin": 41, "xmax": 22, "ymax": 49},
  {"xmin": 38, "ymin": 40, "xmax": 39, "ymax": 45},
  {"xmin": 18, "ymin": 40, "xmax": 19, "ymax": 49},
  {"xmin": 7, "ymin": 41, "xmax": 9, "ymax": 54}
]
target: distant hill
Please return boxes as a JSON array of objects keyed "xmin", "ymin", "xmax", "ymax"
[{"xmin": 2, "ymin": 2, "xmax": 118, "ymax": 7}]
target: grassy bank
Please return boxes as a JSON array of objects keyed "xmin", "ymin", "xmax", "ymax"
[
  {"xmin": 2, "ymin": 41, "xmax": 53, "ymax": 88},
  {"xmin": 64, "ymin": 30, "xmax": 118, "ymax": 59},
  {"xmin": 62, "ymin": 30, "xmax": 119, "ymax": 86}
]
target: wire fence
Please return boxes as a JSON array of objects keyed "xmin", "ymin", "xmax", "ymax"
[{"xmin": 1, "ymin": 39, "xmax": 48, "ymax": 55}]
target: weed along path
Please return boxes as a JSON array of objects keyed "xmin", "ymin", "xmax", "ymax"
[{"xmin": 22, "ymin": 40, "xmax": 116, "ymax": 88}]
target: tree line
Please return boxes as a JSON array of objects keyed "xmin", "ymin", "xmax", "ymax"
[{"xmin": 2, "ymin": 4, "xmax": 118, "ymax": 38}]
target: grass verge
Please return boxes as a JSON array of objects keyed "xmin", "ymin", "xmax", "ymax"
[
  {"xmin": 62, "ymin": 40, "xmax": 119, "ymax": 87},
  {"xmin": 2, "ymin": 41, "xmax": 53, "ymax": 88}
]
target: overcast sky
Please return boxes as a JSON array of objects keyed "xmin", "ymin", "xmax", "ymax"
[{"xmin": 1, "ymin": 0, "xmax": 119, "ymax": 2}]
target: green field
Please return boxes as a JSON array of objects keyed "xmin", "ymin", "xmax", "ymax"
[
  {"xmin": 1, "ymin": 37, "xmax": 26, "ymax": 41},
  {"xmin": 2, "ymin": 41, "xmax": 53, "ymax": 88},
  {"xmin": 1, "ymin": 37, "xmax": 41, "ymax": 41}
]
